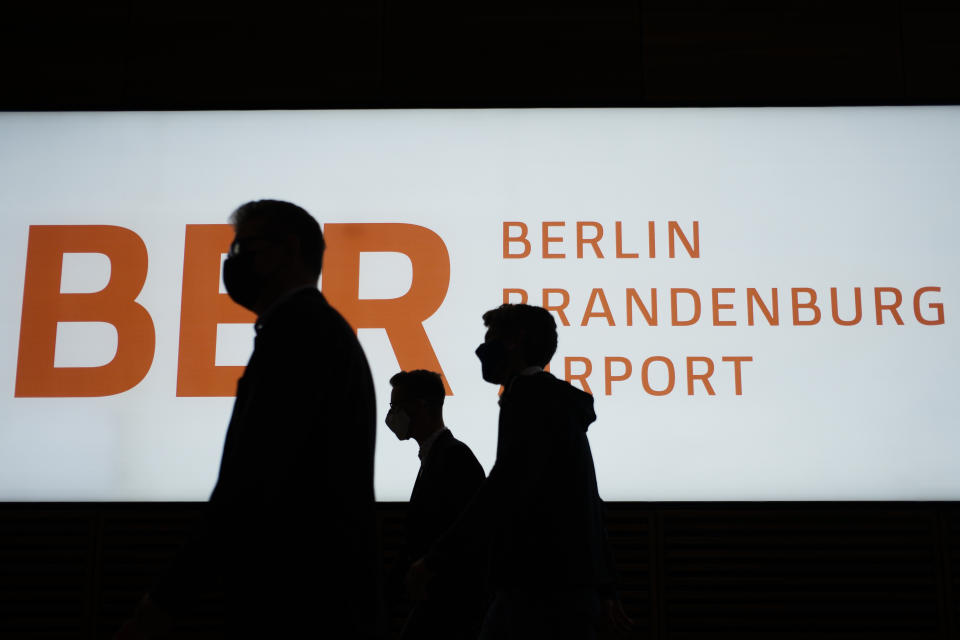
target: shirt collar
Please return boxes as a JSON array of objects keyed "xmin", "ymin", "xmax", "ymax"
[
  {"xmin": 507, "ymin": 365, "xmax": 543, "ymax": 392},
  {"xmin": 254, "ymin": 284, "xmax": 318, "ymax": 333},
  {"xmin": 418, "ymin": 427, "xmax": 449, "ymax": 462},
  {"xmin": 499, "ymin": 366, "xmax": 544, "ymax": 405}
]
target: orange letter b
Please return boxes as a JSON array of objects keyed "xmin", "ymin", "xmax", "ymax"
[{"xmin": 15, "ymin": 225, "xmax": 155, "ymax": 397}]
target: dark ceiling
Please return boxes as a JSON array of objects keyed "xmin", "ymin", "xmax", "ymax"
[{"xmin": 1, "ymin": 0, "xmax": 958, "ymax": 110}]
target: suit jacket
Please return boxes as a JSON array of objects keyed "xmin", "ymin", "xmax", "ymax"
[
  {"xmin": 153, "ymin": 288, "xmax": 380, "ymax": 637},
  {"xmin": 391, "ymin": 429, "xmax": 485, "ymax": 608},
  {"xmin": 427, "ymin": 371, "xmax": 616, "ymax": 595}
]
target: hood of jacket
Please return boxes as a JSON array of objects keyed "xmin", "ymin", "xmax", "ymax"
[
  {"xmin": 507, "ymin": 370, "xmax": 597, "ymax": 432},
  {"xmin": 554, "ymin": 373, "xmax": 597, "ymax": 432}
]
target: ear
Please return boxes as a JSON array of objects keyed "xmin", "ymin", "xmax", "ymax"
[
  {"xmin": 505, "ymin": 338, "xmax": 524, "ymax": 358},
  {"xmin": 280, "ymin": 233, "xmax": 300, "ymax": 260}
]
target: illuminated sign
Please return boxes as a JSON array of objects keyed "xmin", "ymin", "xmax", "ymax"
[{"xmin": 0, "ymin": 108, "xmax": 956, "ymax": 500}]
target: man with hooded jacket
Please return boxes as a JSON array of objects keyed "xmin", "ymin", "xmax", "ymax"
[{"xmin": 408, "ymin": 304, "xmax": 631, "ymax": 639}]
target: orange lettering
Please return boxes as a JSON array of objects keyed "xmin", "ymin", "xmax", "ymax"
[
  {"xmin": 641, "ymin": 356, "xmax": 675, "ymax": 396},
  {"xmin": 686, "ymin": 356, "xmax": 716, "ymax": 395},
  {"xmin": 542, "ymin": 288, "xmax": 571, "ymax": 326},
  {"xmin": 671, "ymin": 288, "xmax": 701, "ymax": 326},
  {"xmin": 176, "ymin": 225, "xmax": 257, "ymax": 397},
  {"xmin": 541, "ymin": 222, "xmax": 566, "ymax": 259},
  {"xmin": 16, "ymin": 225, "xmax": 155, "ymax": 397},
  {"xmin": 874, "ymin": 287, "xmax": 904, "ymax": 325},
  {"xmin": 722, "ymin": 356, "xmax": 752, "ymax": 395},
  {"xmin": 914, "ymin": 287, "xmax": 944, "ymax": 325},
  {"xmin": 581, "ymin": 288, "xmax": 615, "ymax": 326},
  {"xmin": 615, "ymin": 221, "xmax": 639, "ymax": 259},
  {"xmin": 746, "ymin": 288, "xmax": 779, "ymax": 326},
  {"xmin": 668, "ymin": 221, "xmax": 699, "ymax": 258},
  {"xmin": 604, "ymin": 356, "xmax": 632, "ymax": 395},
  {"xmin": 503, "ymin": 288, "xmax": 528, "ymax": 304},
  {"xmin": 564, "ymin": 356, "xmax": 593, "ymax": 395},
  {"xmin": 626, "ymin": 288, "xmax": 657, "ymax": 326},
  {"xmin": 830, "ymin": 287, "xmax": 862, "ymax": 326},
  {"xmin": 791, "ymin": 288, "xmax": 821, "ymax": 326},
  {"xmin": 711, "ymin": 288, "xmax": 735, "ymax": 326},
  {"xmin": 576, "ymin": 222, "xmax": 604, "ymax": 258},
  {"xmin": 323, "ymin": 223, "xmax": 453, "ymax": 394},
  {"xmin": 502, "ymin": 222, "xmax": 531, "ymax": 259}
]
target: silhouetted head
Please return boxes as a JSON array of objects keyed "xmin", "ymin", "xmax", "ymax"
[
  {"xmin": 387, "ymin": 370, "xmax": 446, "ymax": 444},
  {"xmin": 476, "ymin": 304, "xmax": 557, "ymax": 385},
  {"xmin": 222, "ymin": 199, "xmax": 324, "ymax": 314}
]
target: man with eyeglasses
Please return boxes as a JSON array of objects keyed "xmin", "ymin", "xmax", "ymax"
[{"xmin": 119, "ymin": 200, "xmax": 381, "ymax": 639}]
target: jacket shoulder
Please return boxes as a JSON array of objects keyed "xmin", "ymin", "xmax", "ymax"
[
  {"xmin": 270, "ymin": 291, "xmax": 357, "ymax": 345},
  {"xmin": 435, "ymin": 433, "xmax": 485, "ymax": 477}
]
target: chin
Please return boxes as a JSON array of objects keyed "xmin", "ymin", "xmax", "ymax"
[{"xmin": 481, "ymin": 371, "xmax": 504, "ymax": 385}]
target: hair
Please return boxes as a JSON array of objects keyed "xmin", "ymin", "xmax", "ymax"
[
  {"xmin": 389, "ymin": 370, "xmax": 446, "ymax": 409},
  {"xmin": 229, "ymin": 199, "xmax": 324, "ymax": 277},
  {"xmin": 481, "ymin": 304, "xmax": 558, "ymax": 368}
]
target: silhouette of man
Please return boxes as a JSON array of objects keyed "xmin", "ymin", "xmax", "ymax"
[
  {"xmin": 407, "ymin": 304, "xmax": 631, "ymax": 639},
  {"xmin": 118, "ymin": 200, "xmax": 381, "ymax": 639},
  {"xmin": 384, "ymin": 370, "xmax": 486, "ymax": 640}
]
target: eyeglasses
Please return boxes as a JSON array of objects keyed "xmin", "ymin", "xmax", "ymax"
[{"xmin": 228, "ymin": 235, "xmax": 275, "ymax": 258}]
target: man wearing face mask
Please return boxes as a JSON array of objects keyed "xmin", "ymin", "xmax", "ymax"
[
  {"xmin": 384, "ymin": 370, "xmax": 486, "ymax": 640},
  {"xmin": 118, "ymin": 200, "xmax": 381, "ymax": 639},
  {"xmin": 407, "ymin": 304, "xmax": 632, "ymax": 639}
]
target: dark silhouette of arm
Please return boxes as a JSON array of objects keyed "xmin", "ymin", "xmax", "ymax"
[
  {"xmin": 151, "ymin": 300, "xmax": 371, "ymax": 614},
  {"xmin": 424, "ymin": 385, "xmax": 549, "ymax": 574}
]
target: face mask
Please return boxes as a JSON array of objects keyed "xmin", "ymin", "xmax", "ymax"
[
  {"xmin": 476, "ymin": 340, "xmax": 508, "ymax": 384},
  {"xmin": 385, "ymin": 407, "xmax": 411, "ymax": 440},
  {"xmin": 223, "ymin": 252, "xmax": 262, "ymax": 311}
]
